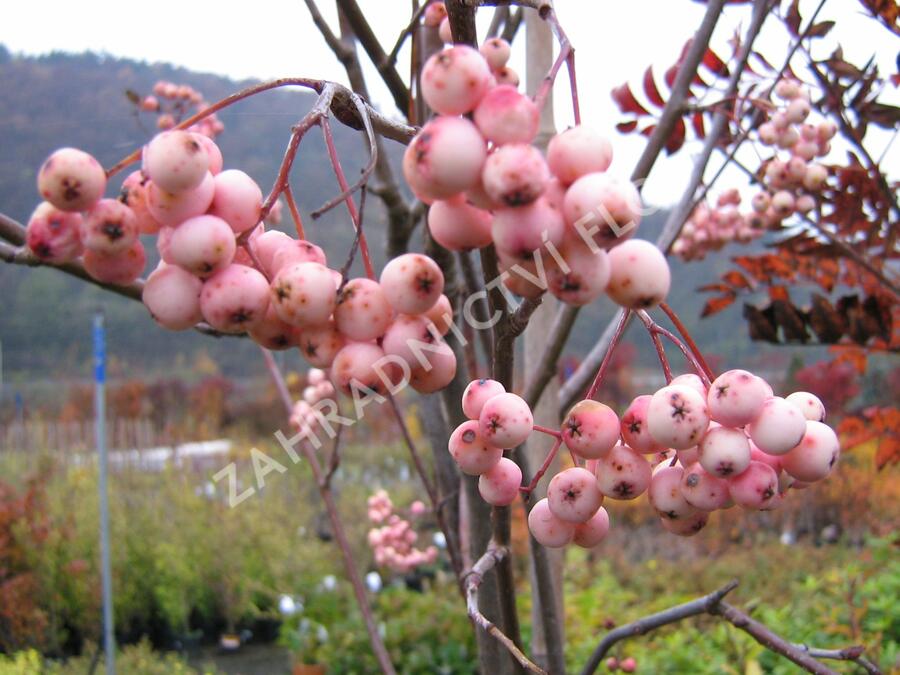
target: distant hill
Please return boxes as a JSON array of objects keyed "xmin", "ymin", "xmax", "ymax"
[{"xmin": 0, "ymin": 47, "xmax": 811, "ymax": 389}]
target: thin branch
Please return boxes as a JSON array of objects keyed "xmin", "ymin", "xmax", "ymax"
[
  {"xmin": 659, "ymin": 302, "xmax": 716, "ymax": 381},
  {"xmin": 792, "ymin": 644, "xmax": 881, "ymax": 675},
  {"xmin": 635, "ymin": 310, "xmax": 712, "ymax": 387},
  {"xmin": 386, "ymin": 0, "xmax": 436, "ymax": 66},
  {"xmin": 519, "ymin": 437, "xmax": 562, "ymax": 496},
  {"xmin": 584, "ymin": 310, "xmax": 631, "ymax": 401},
  {"xmin": 282, "ymin": 184, "xmax": 306, "ymax": 239}
]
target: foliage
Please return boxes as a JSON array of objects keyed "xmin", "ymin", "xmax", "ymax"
[{"xmin": 0, "ymin": 640, "xmax": 218, "ymax": 674}]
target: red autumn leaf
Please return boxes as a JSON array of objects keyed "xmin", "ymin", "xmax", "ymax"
[
  {"xmin": 640, "ymin": 124, "xmax": 657, "ymax": 137},
  {"xmin": 768, "ymin": 285, "xmax": 790, "ymax": 301},
  {"xmin": 643, "ymin": 67, "xmax": 665, "ymax": 107},
  {"xmin": 702, "ymin": 48, "xmax": 729, "ymax": 76},
  {"xmin": 616, "ymin": 120, "xmax": 638, "ymax": 133},
  {"xmin": 665, "ymin": 118, "xmax": 686, "ymax": 154},
  {"xmin": 691, "ymin": 110, "xmax": 706, "ymax": 138},
  {"xmin": 664, "ymin": 64, "xmax": 679, "ymax": 89},
  {"xmin": 875, "ymin": 435, "xmax": 900, "ymax": 470},
  {"xmin": 701, "ymin": 293, "xmax": 736, "ymax": 317},
  {"xmin": 697, "ymin": 282, "xmax": 734, "ymax": 293},
  {"xmin": 723, "ymin": 270, "xmax": 751, "ymax": 289},
  {"xmin": 611, "ymin": 83, "xmax": 650, "ymax": 115}
]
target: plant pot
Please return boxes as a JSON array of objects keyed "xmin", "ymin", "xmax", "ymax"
[{"xmin": 292, "ymin": 664, "xmax": 326, "ymax": 675}]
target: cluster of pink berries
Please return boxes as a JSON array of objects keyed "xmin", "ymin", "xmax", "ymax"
[
  {"xmin": 674, "ymin": 78, "xmax": 835, "ymax": 261},
  {"xmin": 289, "ymin": 368, "xmax": 336, "ymax": 436},
  {"xmin": 606, "ymin": 656, "xmax": 637, "ymax": 673},
  {"xmin": 405, "ymin": 43, "xmax": 666, "ymax": 310},
  {"xmin": 453, "ymin": 369, "xmax": 840, "ymax": 548},
  {"xmin": 366, "ymin": 489, "xmax": 438, "ymax": 574},
  {"xmin": 140, "ymin": 80, "xmax": 224, "ymax": 138}
]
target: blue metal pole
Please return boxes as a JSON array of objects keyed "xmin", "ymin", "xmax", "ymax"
[{"xmin": 94, "ymin": 312, "xmax": 115, "ymax": 674}]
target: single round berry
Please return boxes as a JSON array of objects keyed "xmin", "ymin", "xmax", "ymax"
[
  {"xmin": 409, "ymin": 340, "xmax": 457, "ymax": 394},
  {"xmin": 478, "ymin": 457, "xmax": 522, "ymax": 506},
  {"xmin": 561, "ymin": 400, "xmax": 619, "ymax": 459},
  {"xmin": 785, "ymin": 391, "xmax": 826, "ymax": 422},
  {"xmin": 547, "ymin": 240, "xmax": 610, "ymax": 307},
  {"xmin": 423, "ymin": 293, "xmax": 453, "ymax": 335},
  {"xmin": 647, "ymin": 384, "xmax": 710, "ymax": 450},
  {"xmin": 25, "ymin": 202, "xmax": 84, "ymax": 263},
  {"xmin": 403, "ymin": 116, "xmax": 487, "ymax": 202},
  {"xmin": 479, "ymin": 37, "xmax": 511, "ymax": 70},
  {"xmin": 270, "ymin": 239, "xmax": 328, "ymax": 277},
  {"xmin": 209, "ymin": 169, "xmax": 263, "ymax": 233},
  {"xmin": 146, "ymin": 171, "xmax": 215, "ymax": 227},
  {"xmin": 473, "ymin": 85, "xmax": 539, "ymax": 146},
  {"xmin": 421, "ymin": 45, "xmax": 492, "ymax": 116},
  {"xmin": 670, "ymin": 373, "xmax": 707, "ymax": 399},
  {"xmin": 380, "ymin": 253, "xmax": 444, "ymax": 315},
  {"xmin": 747, "ymin": 396, "xmax": 807, "ymax": 456},
  {"xmin": 494, "ymin": 66, "xmax": 520, "ymax": 87},
  {"xmin": 271, "ymin": 261, "xmax": 336, "ymax": 327},
  {"xmin": 563, "ymin": 173, "xmax": 642, "ymax": 249},
  {"xmin": 780, "ymin": 421, "xmax": 839, "ymax": 482},
  {"xmin": 81, "ymin": 198, "xmax": 139, "ymax": 254},
  {"xmin": 728, "ymin": 460, "xmax": 779, "ymax": 509},
  {"xmin": 331, "ymin": 342, "xmax": 400, "ymax": 397},
  {"xmin": 595, "ymin": 444, "xmax": 652, "ymax": 500},
  {"xmin": 707, "ymin": 369, "xmax": 768, "ymax": 427},
  {"xmin": 37, "ymin": 147, "xmax": 107, "ymax": 212},
  {"xmin": 193, "ymin": 133, "xmax": 223, "ymax": 175},
  {"xmin": 427, "ymin": 195, "xmax": 493, "ymax": 251},
  {"xmin": 527, "ymin": 498, "xmax": 575, "ymax": 548},
  {"xmin": 482, "ymin": 144, "xmax": 550, "ymax": 207},
  {"xmin": 606, "ymin": 240, "xmax": 671, "ymax": 309},
  {"xmin": 248, "ymin": 304, "xmax": 300, "ymax": 350},
  {"xmin": 297, "ymin": 320, "xmax": 345, "ymax": 368},
  {"xmin": 462, "ymin": 379, "xmax": 507, "ymax": 420},
  {"xmin": 649, "ymin": 464, "xmax": 700, "ymax": 521},
  {"xmin": 659, "ymin": 510, "xmax": 708, "ymax": 536},
  {"xmin": 120, "ymin": 170, "xmax": 161, "ymax": 234},
  {"xmin": 382, "ymin": 315, "xmax": 437, "ymax": 368},
  {"xmin": 699, "ymin": 426, "xmax": 751, "ymax": 478},
  {"xmin": 168, "ymin": 214, "xmax": 236, "ymax": 278},
  {"xmin": 572, "ymin": 507, "xmax": 610, "ymax": 548},
  {"xmin": 251, "ymin": 229, "xmax": 292, "ymax": 276},
  {"xmin": 335, "ymin": 278, "xmax": 393, "ymax": 341},
  {"xmin": 143, "ymin": 130, "xmax": 209, "ymax": 193},
  {"xmin": 142, "ymin": 262, "xmax": 203, "ymax": 330},
  {"xmin": 680, "ymin": 462, "xmax": 731, "ymax": 511},
  {"xmin": 548, "ymin": 467, "xmax": 604, "ymax": 523},
  {"xmin": 478, "ymin": 392, "xmax": 533, "ymax": 449},
  {"xmin": 547, "ymin": 127, "xmax": 613, "ymax": 185},
  {"xmin": 492, "ymin": 197, "xmax": 565, "ymax": 259},
  {"xmin": 200, "ymin": 263, "xmax": 270, "ymax": 334},
  {"xmin": 621, "ymin": 395, "xmax": 664, "ymax": 454},
  {"xmin": 82, "ymin": 240, "xmax": 146, "ymax": 285},
  {"xmin": 449, "ymin": 420, "xmax": 503, "ymax": 476}
]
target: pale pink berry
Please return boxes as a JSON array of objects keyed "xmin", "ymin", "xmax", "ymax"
[
  {"xmin": 561, "ymin": 400, "xmax": 619, "ymax": 459},
  {"xmin": 192, "ymin": 133, "xmax": 223, "ymax": 175},
  {"xmin": 572, "ymin": 506, "xmax": 610, "ymax": 548},
  {"xmin": 818, "ymin": 121, "xmax": 837, "ymax": 141},
  {"xmin": 380, "ymin": 253, "xmax": 444, "ymax": 315},
  {"xmin": 403, "ymin": 117, "xmax": 487, "ymax": 202},
  {"xmin": 251, "ymin": 229, "xmax": 292, "ymax": 277},
  {"xmin": 680, "ymin": 462, "xmax": 730, "ymax": 511},
  {"xmin": 659, "ymin": 510, "xmax": 708, "ymax": 536},
  {"xmin": 331, "ymin": 342, "xmax": 401, "ymax": 397},
  {"xmin": 494, "ymin": 66, "xmax": 519, "ymax": 87},
  {"xmin": 423, "ymin": 293, "xmax": 453, "ymax": 335},
  {"xmin": 37, "ymin": 147, "xmax": 107, "ymax": 212},
  {"xmin": 478, "ymin": 457, "xmax": 522, "ymax": 505},
  {"xmin": 647, "ymin": 384, "xmax": 709, "ymax": 450},
  {"xmin": 786, "ymin": 98, "xmax": 811, "ymax": 123},
  {"xmin": 428, "ymin": 195, "xmax": 493, "ymax": 251},
  {"xmin": 478, "ymin": 392, "xmax": 533, "ymax": 449},
  {"xmin": 620, "ymin": 657, "xmax": 637, "ymax": 673},
  {"xmin": 271, "ymin": 261, "xmax": 336, "ymax": 328},
  {"xmin": 606, "ymin": 240, "xmax": 670, "ymax": 309},
  {"xmin": 143, "ymin": 130, "xmax": 209, "ymax": 194},
  {"xmin": 297, "ymin": 320, "xmax": 345, "ymax": 368},
  {"xmin": 780, "ymin": 421, "xmax": 839, "ymax": 482},
  {"xmin": 751, "ymin": 192, "xmax": 771, "ymax": 213},
  {"xmin": 423, "ymin": 1, "xmax": 447, "ymax": 27},
  {"xmin": 794, "ymin": 141, "xmax": 819, "ymax": 162},
  {"xmin": 270, "ymin": 239, "xmax": 328, "ymax": 277},
  {"xmin": 528, "ymin": 498, "xmax": 575, "ymax": 548},
  {"xmin": 147, "ymin": 170, "xmax": 215, "ymax": 227},
  {"xmin": 140, "ymin": 95, "xmax": 159, "ymax": 111},
  {"xmin": 492, "ymin": 197, "xmax": 565, "ymax": 259},
  {"xmin": 449, "ymin": 420, "xmax": 503, "ymax": 475},
  {"xmin": 479, "ymin": 37, "xmax": 511, "ymax": 69},
  {"xmin": 421, "ymin": 45, "xmax": 492, "ymax": 116},
  {"xmin": 83, "ymin": 240, "xmax": 146, "ymax": 284},
  {"xmin": 649, "ymin": 464, "xmax": 699, "ymax": 521},
  {"xmin": 120, "ymin": 171, "xmax": 161, "ymax": 234},
  {"xmin": 670, "ymin": 373, "xmax": 707, "ymax": 399},
  {"xmin": 775, "ymin": 79, "xmax": 801, "ymax": 99},
  {"xmin": 677, "ymin": 446, "xmax": 700, "ymax": 467},
  {"xmin": 750, "ymin": 441, "xmax": 782, "ymax": 473},
  {"xmin": 25, "ymin": 202, "xmax": 83, "ymax": 262},
  {"xmin": 474, "ymin": 85, "xmax": 539, "ymax": 145},
  {"xmin": 78, "ymin": 199, "xmax": 137, "ymax": 254},
  {"xmin": 802, "ymin": 164, "xmax": 828, "ymax": 191},
  {"xmin": 482, "ymin": 144, "xmax": 549, "ymax": 207},
  {"xmin": 335, "ymin": 278, "xmax": 393, "ymax": 341},
  {"xmin": 786, "ymin": 156, "xmax": 808, "ymax": 182},
  {"xmin": 785, "ymin": 391, "xmax": 826, "ymax": 422},
  {"xmin": 547, "ymin": 127, "xmax": 613, "ymax": 185},
  {"xmin": 747, "ymin": 396, "xmax": 807, "ymax": 456},
  {"xmin": 142, "ymin": 262, "xmax": 202, "ymax": 330},
  {"xmin": 707, "ymin": 369, "xmax": 768, "ymax": 427},
  {"xmin": 168, "ymin": 214, "xmax": 236, "ymax": 278},
  {"xmin": 498, "ymin": 254, "xmax": 546, "ymax": 299},
  {"xmin": 207, "ymin": 169, "xmax": 263, "ymax": 234},
  {"xmin": 462, "ymin": 378, "xmax": 506, "ymax": 420},
  {"xmin": 727, "ymin": 460, "xmax": 778, "ymax": 509},
  {"xmin": 771, "ymin": 190, "xmax": 795, "ymax": 217},
  {"xmin": 438, "ymin": 16, "xmax": 453, "ymax": 43},
  {"xmin": 382, "ymin": 315, "xmax": 436, "ymax": 368},
  {"xmin": 777, "ymin": 126, "xmax": 800, "ymax": 149},
  {"xmin": 548, "ymin": 467, "xmax": 604, "ymax": 523},
  {"xmin": 409, "ymin": 340, "xmax": 457, "ymax": 394},
  {"xmin": 563, "ymin": 173, "xmax": 642, "ymax": 249},
  {"xmin": 465, "ymin": 175, "xmax": 502, "ymax": 211},
  {"xmin": 758, "ymin": 122, "xmax": 778, "ymax": 145},
  {"xmin": 249, "ymin": 304, "xmax": 300, "ymax": 350},
  {"xmin": 621, "ymin": 395, "xmax": 664, "ymax": 454},
  {"xmin": 547, "ymin": 241, "xmax": 610, "ymax": 306},
  {"xmin": 200, "ymin": 263, "xmax": 270, "ymax": 334},
  {"xmin": 699, "ymin": 426, "xmax": 751, "ymax": 478},
  {"xmin": 595, "ymin": 444, "xmax": 652, "ymax": 500}
]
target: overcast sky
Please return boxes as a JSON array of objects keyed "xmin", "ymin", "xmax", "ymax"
[{"xmin": 3, "ymin": 1, "xmax": 896, "ymax": 205}]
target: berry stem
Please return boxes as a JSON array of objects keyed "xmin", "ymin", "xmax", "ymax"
[
  {"xmin": 584, "ymin": 309, "xmax": 631, "ymax": 401},
  {"xmin": 532, "ymin": 423, "xmax": 562, "ymax": 439},
  {"xmin": 533, "ymin": 9, "xmax": 580, "ymax": 124},
  {"xmin": 647, "ymin": 329, "xmax": 674, "ymax": 384},
  {"xmin": 520, "ymin": 436, "xmax": 562, "ymax": 496},
  {"xmin": 659, "ymin": 302, "xmax": 715, "ymax": 381},
  {"xmin": 635, "ymin": 310, "xmax": 712, "ymax": 387},
  {"xmin": 282, "ymin": 184, "xmax": 306, "ymax": 239}
]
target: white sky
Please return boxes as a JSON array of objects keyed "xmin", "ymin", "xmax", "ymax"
[{"xmin": 3, "ymin": 1, "xmax": 897, "ymax": 206}]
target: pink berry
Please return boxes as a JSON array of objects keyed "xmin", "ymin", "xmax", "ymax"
[
  {"xmin": 527, "ymin": 498, "xmax": 575, "ymax": 548},
  {"xmin": 478, "ymin": 393, "xmax": 533, "ymax": 449},
  {"xmin": 37, "ymin": 147, "xmax": 107, "ymax": 212},
  {"xmin": 270, "ymin": 239, "xmax": 328, "ymax": 277},
  {"xmin": 142, "ymin": 262, "xmax": 203, "ymax": 330},
  {"xmin": 382, "ymin": 315, "xmax": 436, "ymax": 368},
  {"xmin": 427, "ymin": 195, "xmax": 493, "ymax": 251},
  {"xmin": 680, "ymin": 462, "xmax": 730, "ymax": 511},
  {"xmin": 438, "ymin": 16, "xmax": 453, "ymax": 43},
  {"xmin": 620, "ymin": 657, "xmax": 637, "ymax": 673},
  {"xmin": 248, "ymin": 304, "xmax": 300, "ymax": 350},
  {"xmin": 671, "ymin": 373, "xmax": 707, "ymax": 399},
  {"xmin": 595, "ymin": 444, "xmax": 652, "ymax": 500},
  {"xmin": 331, "ymin": 342, "xmax": 400, "ymax": 397},
  {"xmin": 802, "ymin": 164, "xmax": 828, "ymax": 191},
  {"xmin": 498, "ymin": 254, "xmax": 547, "ymax": 299},
  {"xmin": 563, "ymin": 173, "xmax": 642, "ymax": 249},
  {"xmin": 423, "ymin": 1, "xmax": 447, "ymax": 27},
  {"xmin": 659, "ymin": 510, "xmax": 708, "ymax": 536},
  {"xmin": 771, "ymin": 190, "xmax": 795, "ymax": 217},
  {"xmin": 380, "ymin": 253, "xmax": 444, "ymax": 315},
  {"xmin": 462, "ymin": 379, "xmax": 506, "ymax": 420},
  {"xmin": 780, "ymin": 421, "xmax": 839, "ymax": 482},
  {"xmin": 728, "ymin": 460, "xmax": 778, "ymax": 509},
  {"xmin": 647, "ymin": 384, "xmax": 710, "ymax": 450},
  {"xmin": 547, "ymin": 127, "xmax": 613, "ymax": 185},
  {"xmin": 561, "ymin": 400, "xmax": 619, "ymax": 459},
  {"xmin": 82, "ymin": 240, "xmax": 146, "ymax": 284},
  {"xmin": 297, "ymin": 320, "xmax": 345, "ymax": 368},
  {"xmin": 750, "ymin": 442, "xmax": 782, "ymax": 473},
  {"xmin": 492, "ymin": 197, "xmax": 565, "ymax": 259},
  {"xmin": 785, "ymin": 391, "xmax": 826, "ymax": 422},
  {"xmin": 120, "ymin": 171, "xmax": 161, "ymax": 234},
  {"xmin": 449, "ymin": 420, "xmax": 503, "ymax": 475},
  {"xmin": 621, "ymin": 395, "xmax": 664, "ymax": 454},
  {"xmin": 777, "ymin": 127, "xmax": 800, "ymax": 149},
  {"xmin": 478, "ymin": 457, "xmax": 522, "ymax": 505},
  {"xmin": 25, "ymin": 202, "xmax": 83, "ymax": 262},
  {"xmin": 699, "ymin": 426, "xmax": 751, "ymax": 478},
  {"xmin": 775, "ymin": 79, "xmax": 801, "ymax": 99},
  {"xmin": 786, "ymin": 98, "xmax": 811, "ymax": 123},
  {"xmin": 479, "ymin": 37, "xmax": 511, "ymax": 70},
  {"xmin": 335, "ymin": 278, "xmax": 393, "ymax": 341},
  {"xmin": 677, "ymin": 446, "xmax": 700, "ymax": 467},
  {"xmin": 707, "ymin": 369, "xmax": 768, "ymax": 427},
  {"xmin": 747, "ymin": 397, "xmax": 807, "ymax": 456},
  {"xmin": 251, "ymin": 229, "xmax": 292, "ymax": 276},
  {"xmin": 474, "ymin": 85, "xmax": 539, "ymax": 145},
  {"xmin": 271, "ymin": 261, "xmax": 336, "ymax": 327},
  {"xmin": 421, "ymin": 45, "xmax": 492, "ymax": 116},
  {"xmin": 482, "ymin": 144, "xmax": 549, "ymax": 207},
  {"xmin": 409, "ymin": 341, "xmax": 457, "ymax": 394},
  {"xmin": 422, "ymin": 293, "xmax": 453, "ymax": 335},
  {"xmin": 209, "ymin": 169, "xmax": 263, "ymax": 234},
  {"xmin": 79, "ymin": 198, "xmax": 138, "ymax": 254},
  {"xmin": 606, "ymin": 240, "xmax": 671, "ymax": 309},
  {"xmin": 403, "ymin": 117, "xmax": 486, "ymax": 202},
  {"xmin": 146, "ymin": 171, "xmax": 215, "ymax": 227},
  {"xmin": 547, "ymin": 241, "xmax": 610, "ymax": 306},
  {"xmin": 751, "ymin": 192, "xmax": 771, "ymax": 213},
  {"xmin": 200, "ymin": 263, "xmax": 270, "ymax": 334},
  {"xmin": 606, "ymin": 657, "xmax": 619, "ymax": 671},
  {"xmin": 572, "ymin": 506, "xmax": 610, "ymax": 548},
  {"xmin": 143, "ymin": 130, "xmax": 208, "ymax": 194},
  {"xmin": 192, "ymin": 133, "xmax": 223, "ymax": 175},
  {"xmin": 649, "ymin": 464, "xmax": 699, "ymax": 521},
  {"xmin": 758, "ymin": 122, "xmax": 778, "ymax": 145},
  {"xmin": 494, "ymin": 66, "xmax": 520, "ymax": 87},
  {"xmin": 168, "ymin": 214, "xmax": 236, "ymax": 278},
  {"xmin": 548, "ymin": 467, "xmax": 604, "ymax": 523}
]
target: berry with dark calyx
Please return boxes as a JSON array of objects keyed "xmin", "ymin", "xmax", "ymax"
[
  {"xmin": 25, "ymin": 202, "xmax": 84, "ymax": 263},
  {"xmin": 296, "ymin": 321, "xmax": 345, "ymax": 369},
  {"xmin": 421, "ymin": 45, "xmax": 492, "ymax": 116},
  {"xmin": 647, "ymin": 384, "xmax": 710, "ymax": 450},
  {"xmin": 492, "ymin": 197, "xmax": 565, "ymax": 259},
  {"xmin": 37, "ymin": 147, "xmax": 107, "ymax": 212},
  {"xmin": 168, "ymin": 214, "xmax": 236, "ymax": 278},
  {"xmin": 681, "ymin": 462, "xmax": 731, "ymax": 511},
  {"xmin": 482, "ymin": 144, "xmax": 550, "ymax": 207},
  {"xmin": 561, "ymin": 399, "xmax": 619, "ymax": 459},
  {"xmin": 699, "ymin": 426, "xmax": 751, "ymax": 478},
  {"xmin": 379, "ymin": 253, "xmax": 444, "ymax": 316},
  {"xmin": 81, "ymin": 198, "xmax": 139, "ymax": 254},
  {"xmin": 595, "ymin": 444, "xmax": 652, "ymax": 500},
  {"xmin": 120, "ymin": 170, "xmax": 161, "ymax": 234},
  {"xmin": 649, "ymin": 464, "xmax": 700, "ymax": 522},
  {"xmin": 142, "ymin": 262, "xmax": 203, "ymax": 331},
  {"xmin": 449, "ymin": 420, "xmax": 503, "ymax": 476},
  {"xmin": 270, "ymin": 239, "xmax": 327, "ymax": 277},
  {"xmin": 528, "ymin": 498, "xmax": 576, "ymax": 548},
  {"xmin": 83, "ymin": 240, "xmax": 146, "ymax": 285},
  {"xmin": 331, "ymin": 342, "xmax": 400, "ymax": 398},
  {"xmin": 548, "ymin": 467, "xmax": 604, "ymax": 523},
  {"xmin": 785, "ymin": 391, "xmax": 826, "ymax": 422},
  {"xmin": 248, "ymin": 304, "xmax": 300, "ymax": 350},
  {"xmin": 780, "ymin": 421, "xmax": 839, "ymax": 482},
  {"xmin": 334, "ymin": 278, "xmax": 393, "ymax": 341},
  {"xmin": 479, "ymin": 37, "xmax": 511, "ymax": 70},
  {"xmin": 403, "ymin": 116, "xmax": 487, "ymax": 202},
  {"xmin": 606, "ymin": 240, "xmax": 671, "ymax": 309},
  {"xmin": 728, "ymin": 460, "xmax": 779, "ymax": 509},
  {"xmin": 478, "ymin": 392, "xmax": 534, "ymax": 449},
  {"xmin": 199, "ymin": 263, "xmax": 270, "ymax": 334},
  {"xmin": 621, "ymin": 395, "xmax": 664, "ymax": 454},
  {"xmin": 462, "ymin": 378, "xmax": 506, "ymax": 420},
  {"xmin": 478, "ymin": 457, "xmax": 522, "ymax": 506},
  {"xmin": 271, "ymin": 261, "xmax": 336, "ymax": 328},
  {"xmin": 707, "ymin": 369, "xmax": 768, "ymax": 427}
]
